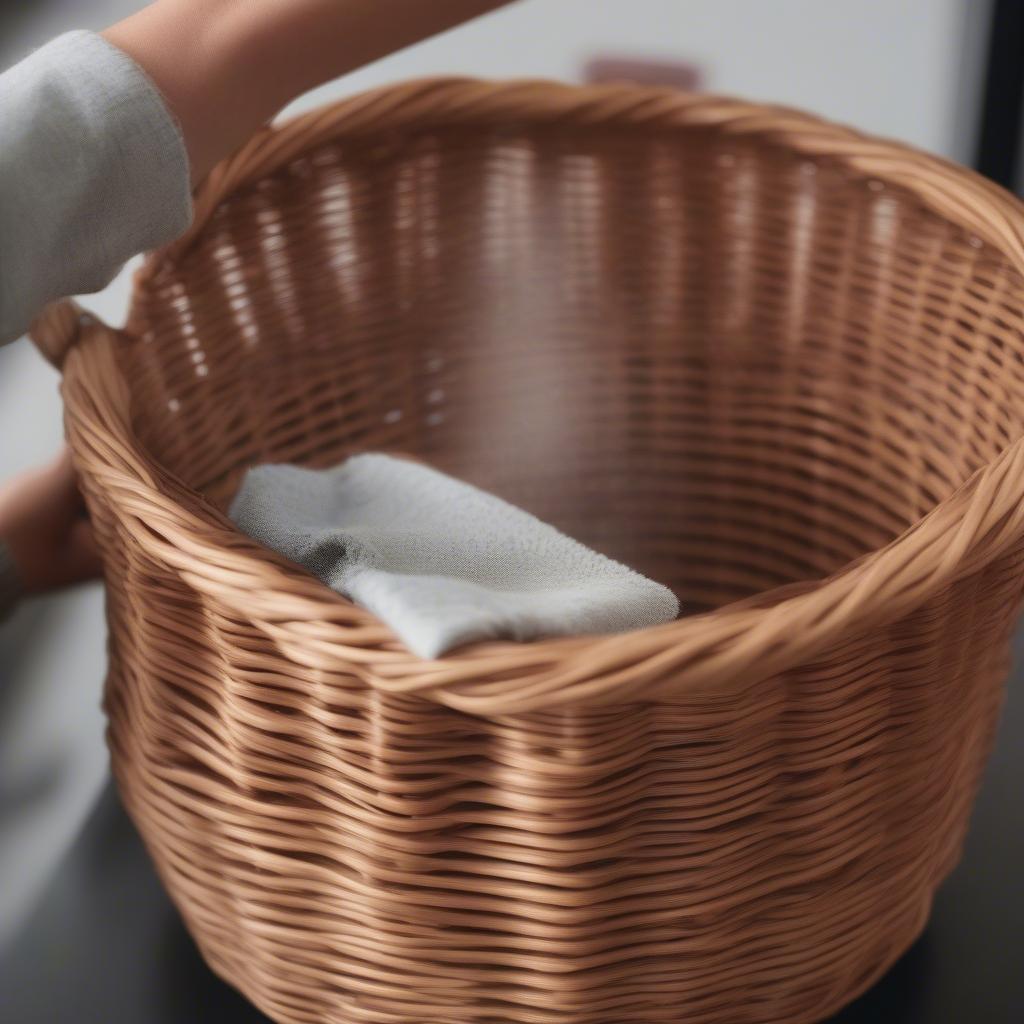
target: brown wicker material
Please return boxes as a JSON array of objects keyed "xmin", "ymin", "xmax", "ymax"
[{"xmin": 32, "ymin": 79, "xmax": 1024, "ymax": 1024}]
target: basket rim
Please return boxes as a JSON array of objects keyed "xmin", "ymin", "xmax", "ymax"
[{"xmin": 53, "ymin": 78, "xmax": 1024, "ymax": 714}]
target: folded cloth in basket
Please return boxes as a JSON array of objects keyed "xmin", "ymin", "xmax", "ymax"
[{"xmin": 229, "ymin": 454, "xmax": 680, "ymax": 658}]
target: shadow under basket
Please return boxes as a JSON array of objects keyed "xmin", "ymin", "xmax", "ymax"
[{"xmin": 33, "ymin": 79, "xmax": 1024, "ymax": 1024}]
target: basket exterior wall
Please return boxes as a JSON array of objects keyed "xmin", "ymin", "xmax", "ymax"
[{"xmin": 87, "ymin": 510, "xmax": 1019, "ymax": 1023}]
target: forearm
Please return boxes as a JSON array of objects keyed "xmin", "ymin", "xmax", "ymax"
[{"xmin": 103, "ymin": 0, "xmax": 513, "ymax": 184}]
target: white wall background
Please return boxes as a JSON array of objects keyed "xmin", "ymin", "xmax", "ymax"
[
  {"xmin": 0, "ymin": 0, "xmax": 990, "ymax": 945},
  {"xmin": 293, "ymin": 0, "xmax": 985, "ymax": 159}
]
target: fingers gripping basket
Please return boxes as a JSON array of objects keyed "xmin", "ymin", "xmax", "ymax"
[{"xmin": 33, "ymin": 80, "xmax": 1024, "ymax": 1024}]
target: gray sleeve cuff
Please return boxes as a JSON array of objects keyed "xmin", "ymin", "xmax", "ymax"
[
  {"xmin": 0, "ymin": 542, "xmax": 21, "ymax": 622},
  {"xmin": 0, "ymin": 30, "xmax": 193, "ymax": 344}
]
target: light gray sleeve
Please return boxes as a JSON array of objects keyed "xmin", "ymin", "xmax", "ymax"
[{"xmin": 0, "ymin": 30, "xmax": 192, "ymax": 346}]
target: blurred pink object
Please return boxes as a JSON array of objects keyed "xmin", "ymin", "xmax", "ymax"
[{"xmin": 583, "ymin": 56, "xmax": 702, "ymax": 90}]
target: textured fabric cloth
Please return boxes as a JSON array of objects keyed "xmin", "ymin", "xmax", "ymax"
[
  {"xmin": 230, "ymin": 455, "xmax": 680, "ymax": 658},
  {"xmin": 0, "ymin": 541, "xmax": 19, "ymax": 623},
  {"xmin": 0, "ymin": 30, "xmax": 192, "ymax": 345}
]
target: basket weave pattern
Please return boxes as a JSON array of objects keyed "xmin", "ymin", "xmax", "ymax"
[{"xmin": 35, "ymin": 81, "xmax": 1024, "ymax": 1023}]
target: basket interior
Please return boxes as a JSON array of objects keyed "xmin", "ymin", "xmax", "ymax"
[{"xmin": 123, "ymin": 121, "xmax": 1024, "ymax": 612}]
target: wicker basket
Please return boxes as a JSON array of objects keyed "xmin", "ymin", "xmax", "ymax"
[{"xmin": 32, "ymin": 80, "xmax": 1024, "ymax": 1024}]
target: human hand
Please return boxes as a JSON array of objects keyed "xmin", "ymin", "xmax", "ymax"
[
  {"xmin": 0, "ymin": 449, "xmax": 102, "ymax": 595},
  {"xmin": 103, "ymin": 0, "xmax": 515, "ymax": 184}
]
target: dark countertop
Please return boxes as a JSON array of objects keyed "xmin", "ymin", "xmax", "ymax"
[{"xmin": 3, "ymin": 636, "xmax": 1024, "ymax": 1024}]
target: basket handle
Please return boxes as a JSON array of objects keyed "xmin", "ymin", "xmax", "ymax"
[{"xmin": 29, "ymin": 298, "xmax": 100, "ymax": 369}]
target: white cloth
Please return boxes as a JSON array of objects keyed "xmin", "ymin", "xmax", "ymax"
[{"xmin": 229, "ymin": 455, "xmax": 680, "ymax": 658}]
